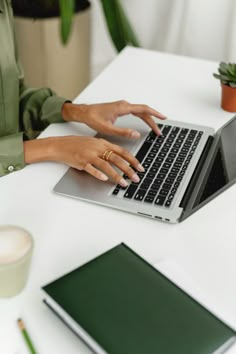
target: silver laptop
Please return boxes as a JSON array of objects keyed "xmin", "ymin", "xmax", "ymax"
[{"xmin": 54, "ymin": 115, "xmax": 236, "ymax": 223}]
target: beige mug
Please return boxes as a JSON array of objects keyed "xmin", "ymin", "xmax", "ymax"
[{"xmin": 0, "ymin": 225, "xmax": 33, "ymax": 297}]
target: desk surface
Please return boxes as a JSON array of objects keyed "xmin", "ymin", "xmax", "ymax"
[{"xmin": 1, "ymin": 47, "xmax": 236, "ymax": 354}]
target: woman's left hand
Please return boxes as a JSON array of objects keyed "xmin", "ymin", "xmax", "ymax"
[{"xmin": 62, "ymin": 100, "xmax": 167, "ymax": 138}]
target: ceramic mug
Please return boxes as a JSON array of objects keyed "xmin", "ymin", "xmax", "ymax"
[{"xmin": 0, "ymin": 225, "xmax": 33, "ymax": 297}]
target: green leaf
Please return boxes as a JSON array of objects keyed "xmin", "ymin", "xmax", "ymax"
[
  {"xmin": 228, "ymin": 63, "xmax": 236, "ymax": 76},
  {"xmin": 100, "ymin": 0, "xmax": 140, "ymax": 52},
  {"xmin": 59, "ymin": 0, "xmax": 75, "ymax": 45},
  {"xmin": 223, "ymin": 75, "xmax": 236, "ymax": 82},
  {"xmin": 229, "ymin": 82, "xmax": 236, "ymax": 88},
  {"xmin": 219, "ymin": 62, "xmax": 228, "ymax": 74},
  {"xmin": 218, "ymin": 62, "xmax": 236, "ymax": 82},
  {"xmin": 213, "ymin": 73, "xmax": 221, "ymax": 80},
  {"xmin": 227, "ymin": 75, "xmax": 236, "ymax": 82},
  {"xmin": 214, "ymin": 74, "xmax": 230, "ymax": 82},
  {"xmin": 219, "ymin": 68, "xmax": 228, "ymax": 75}
]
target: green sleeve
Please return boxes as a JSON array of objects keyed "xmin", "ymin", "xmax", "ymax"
[
  {"xmin": 19, "ymin": 80, "xmax": 69, "ymax": 141},
  {"xmin": 0, "ymin": 0, "xmax": 70, "ymax": 176},
  {"xmin": 0, "ymin": 81, "xmax": 68, "ymax": 176},
  {"xmin": 0, "ymin": 132, "xmax": 25, "ymax": 176}
]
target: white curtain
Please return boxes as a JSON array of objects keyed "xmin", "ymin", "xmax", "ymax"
[{"xmin": 91, "ymin": 0, "xmax": 236, "ymax": 76}]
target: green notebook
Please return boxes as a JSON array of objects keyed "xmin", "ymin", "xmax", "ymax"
[{"xmin": 42, "ymin": 244, "xmax": 235, "ymax": 354}]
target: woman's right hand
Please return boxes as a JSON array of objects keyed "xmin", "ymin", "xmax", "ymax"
[{"xmin": 24, "ymin": 136, "xmax": 144, "ymax": 187}]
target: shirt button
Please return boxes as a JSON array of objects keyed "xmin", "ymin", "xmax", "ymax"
[{"xmin": 8, "ymin": 165, "xmax": 14, "ymax": 172}]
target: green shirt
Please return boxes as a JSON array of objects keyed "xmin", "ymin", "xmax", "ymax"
[{"xmin": 0, "ymin": 0, "xmax": 67, "ymax": 176}]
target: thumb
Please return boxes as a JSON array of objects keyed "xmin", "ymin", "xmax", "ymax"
[{"xmin": 108, "ymin": 125, "xmax": 141, "ymax": 139}]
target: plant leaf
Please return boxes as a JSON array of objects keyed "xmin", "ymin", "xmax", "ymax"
[
  {"xmin": 219, "ymin": 62, "xmax": 228, "ymax": 73},
  {"xmin": 213, "ymin": 73, "xmax": 221, "ymax": 80},
  {"xmin": 219, "ymin": 68, "xmax": 228, "ymax": 75},
  {"xmin": 228, "ymin": 63, "xmax": 236, "ymax": 76},
  {"xmin": 59, "ymin": 0, "xmax": 75, "ymax": 45},
  {"xmin": 100, "ymin": 0, "xmax": 139, "ymax": 52}
]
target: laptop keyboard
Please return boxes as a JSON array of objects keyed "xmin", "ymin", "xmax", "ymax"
[{"xmin": 112, "ymin": 124, "xmax": 203, "ymax": 208}]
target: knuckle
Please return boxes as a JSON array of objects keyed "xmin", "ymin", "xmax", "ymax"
[
  {"xmin": 75, "ymin": 164, "xmax": 83, "ymax": 171},
  {"xmin": 84, "ymin": 162, "xmax": 90, "ymax": 170},
  {"xmin": 122, "ymin": 148, "xmax": 132, "ymax": 160},
  {"xmin": 106, "ymin": 165, "xmax": 119, "ymax": 180},
  {"xmin": 92, "ymin": 152, "xmax": 100, "ymax": 161},
  {"xmin": 98, "ymin": 138, "xmax": 107, "ymax": 145},
  {"xmin": 94, "ymin": 169, "xmax": 102, "ymax": 179},
  {"xmin": 114, "ymin": 173, "xmax": 122, "ymax": 183},
  {"xmin": 119, "ymin": 147, "xmax": 127, "ymax": 156},
  {"xmin": 125, "ymin": 165, "xmax": 135, "ymax": 175},
  {"xmin": 128, "ymin": 155, "xmax": 139, "ymax": 166},
  {"xmin": 81, "ymin": 161, "xmax": 89, "ymax": 170},
  {"xmin": 100, "ymin": 160, "xmax": 109, "ymax": 169},
  {"xmin": 89, "ymin": 107, "xmax": 97, "ymax": 119},
  {"xmin": 118, "ymin": 100, "xmax": 128, "ymax": 106},
  {"xmin": 112, "ymin": 154, "xmax": 121, "ymax": 164}
]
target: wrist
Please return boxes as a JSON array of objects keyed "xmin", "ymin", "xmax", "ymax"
[
  {"xmin": 61, "ymin": 102, "xmax": 89, "ymax": 123},
  {"xmin": 23, "ymin": 138, "xmax": 58, "ymax": 164}
]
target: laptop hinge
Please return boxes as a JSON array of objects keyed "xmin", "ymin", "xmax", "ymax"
[{"xmin": 179, "ymin": 136, "xmax": 214, "ymax": 211}]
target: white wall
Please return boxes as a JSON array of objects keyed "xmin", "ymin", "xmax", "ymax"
[{"xmin": 91, "ymin": 0, "xmax": 236, "ymax": 77}]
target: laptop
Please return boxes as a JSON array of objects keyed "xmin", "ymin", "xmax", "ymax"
[{"xmin": 54, "ymin": 115, "xmax": 236, "ymax": 223}]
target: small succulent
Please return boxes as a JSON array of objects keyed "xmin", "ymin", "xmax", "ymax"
[{"xmin": 213, "ymin": 62, "xmax": 236, "ymax": 88}]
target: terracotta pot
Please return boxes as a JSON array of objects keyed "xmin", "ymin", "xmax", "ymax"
[{"xmin": 221, "ymin": 83, "xmax": 236, "ymax": 112}]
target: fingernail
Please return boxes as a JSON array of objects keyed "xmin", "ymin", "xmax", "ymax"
[
  {"xmin": 131, "ymin": 131, "xmax": 141, "ymax": 139},
  {"xmin": 154, "ymin": 129, "xmax": 162, "ymax": 136},
  {"xmin": 132, "ymin": 173, "xmax": 140, "ymax": 183},
  {"xmin": 119, "ymin": 178, "xmax": 128, "ymax": 187},
  {"xmin": 158, "ymin": 114, "xmax": 168, "ymax": 119},
  {"xmin": 100, "ymin": 173, "xmax": 108, "ymax": 181},
  {"xmin": 137, "ymin": 164, "xmax": 145, "ymax": 172}
]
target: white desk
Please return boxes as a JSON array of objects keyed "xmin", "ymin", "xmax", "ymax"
[{"xmin": 1, "ymin": 47, "xmax": 236, "ymax": 354}]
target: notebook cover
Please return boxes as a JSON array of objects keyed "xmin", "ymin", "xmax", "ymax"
[{"xmin": 42, "ymin": 244, "xmax": 235, "ymax": 354}]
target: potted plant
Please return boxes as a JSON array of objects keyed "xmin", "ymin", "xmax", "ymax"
[
  {"xmin": 12, "ymin": 0, "xmax": 139, "ymax": 99},
  {"xmin": 213, "ymin": 62, "xmax": 236, "ymax": 112}
]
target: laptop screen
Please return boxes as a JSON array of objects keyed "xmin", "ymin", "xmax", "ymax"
[{"xmin": 195, "ymin": 116, "xmax": 236, "ymax": 207}]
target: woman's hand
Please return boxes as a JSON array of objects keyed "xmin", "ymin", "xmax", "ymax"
[
  {"xmin": 24, "ymin": 136, "xmax": 144, "ymax": 187},
  {"xmin": 62, "ymin": 100, "xmax": 167, "ymax": 138}
]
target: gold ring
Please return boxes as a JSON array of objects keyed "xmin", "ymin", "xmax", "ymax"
[{"xmin": 102, "ymin": 150, "xmax": 114, "ymax": 161}]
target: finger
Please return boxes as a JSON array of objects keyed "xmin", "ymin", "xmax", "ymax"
[
  {"xmin": 136, "ymin": 113, "xmax": 162, "ymax": 136},
  {"xmin": 108, "ymin": 153, "xmax": 140, "ymax": 183},
  {"xmin": 106, "ymin": 124, "xmax": 141, "ymax": 139},
  {"xmin": 129, "ymin": 104, "xmax": 167, "ymax": 120},
  {"xmin": 84, "ymin": 163, "xmax": 108, "ymax": 181},
  {"xmin": 106, "ymin": 143, "xmax": 145, "ymax": 172},
  {"xmin": 95, "ymin": 159, "xmax": 129, "ymax": 187}
]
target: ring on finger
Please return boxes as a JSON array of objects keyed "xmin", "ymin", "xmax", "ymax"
[{"xmin": 102, "ymin": 149, "xmax": 114, "ymax": 162}]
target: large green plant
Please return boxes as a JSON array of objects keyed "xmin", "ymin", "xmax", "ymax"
[
  {"xmin": 12, "ymin": 0, "xmax": 139, "ymax": 52},
  {"xmin": 60, "ymin": 0, "xmax": 139, "ymax": 50}
]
